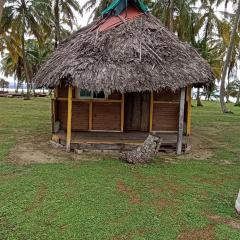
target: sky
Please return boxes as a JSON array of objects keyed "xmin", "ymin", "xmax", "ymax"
[{"xmin": 0, "ymin": 0, "xmax": 234, "ymax": 85}]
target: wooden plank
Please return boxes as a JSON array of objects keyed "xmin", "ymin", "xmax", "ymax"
[
  {"xmin": 56, "ymin": 97, "xmax": 122, "ymax": 103},
  {"xmin": 149, "ymin": 91, "xmax": 154, "ymax": 132},
  {"xmin": 54, "ymin": 87, "xmax": 58, "ymax": 98},
  {"xmin": 92, "ymin": 102, "xmax": 121, "ymax": 131},
  {"xmin": 176, "ymin": 88, "xmax": 186, "ymax": 155},
  {"xmin": 89, "ymin": 100, "xmax": 93, "ymax": 130},
  {"xmin": 121, "ymin": 93, "xmax": 125, "ymax": 132},
  {"xmin": 153, "ymin": 101, "xmax": 180, "ymax": 104},
  {"xmin": 51, "ymin": 99, "xmax": 55, "ymax": 133},
  {"xmin": 186, "ymin": 86, "xmax": 192, "ymax": 136},
  {"xmin": 66, "ymin": 86, "xmax": 73, "ymax": 152},
  {"xmin": 152, "ymin": 102, "xmax": 179, "ymax": 131}
]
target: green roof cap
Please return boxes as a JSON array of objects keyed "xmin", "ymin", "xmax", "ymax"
[{"xmin": 101, "ymin": 0, "xmax": 148, "ymax": 16}]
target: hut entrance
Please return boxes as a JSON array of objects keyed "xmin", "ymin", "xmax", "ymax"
[{"xmin": 124, "ymin": 92, "xmax": 150, "ymax": 132}]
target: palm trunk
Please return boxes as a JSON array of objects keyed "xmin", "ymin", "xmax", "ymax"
[
  {"xmin": 226, "ymin": 72, "xmax": 231, "ymax": 103},
  {"xmin": 54, "ymin": 0, "xmax": 60, "ymax": 48},
  {"xmin": 197, "ymin": 87, "xmax": 203, "ymax": 106},
  {"xmin": 169, "ymin": 0, "xmax": 174, "ymax": 31},
  {"xmin": 235, "ymin": 87, "xmax": 240, "ymax": 106},
  {"xmin": 15, "ymin": 79, "xmax": 19, "ymax": 93},
  {"xmin": 0, "ymin": 0, "xmax": 5, "ymax": 20},
  {"xmin": 21, "ymin": 5, "xmax": 31, "ymax": 100},
  {"xmin": 220, "ymin": 0, "xmax": 240, "ymax": 113}
]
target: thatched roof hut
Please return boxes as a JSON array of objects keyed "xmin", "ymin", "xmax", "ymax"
[{"xmin": 35, "ymin": 0, "xmax": 214, "ymax": 154}]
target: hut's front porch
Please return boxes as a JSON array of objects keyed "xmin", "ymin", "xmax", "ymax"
[{"xmin": 52, "ymin": 131, "xmax": 191, "ymax": 153}]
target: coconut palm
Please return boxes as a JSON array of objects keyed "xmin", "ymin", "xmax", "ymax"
[
  {"xmin": 151, "ymin": 0, "xmax": 199, "ymax": 39},
  {"xmin": 82, "ymin": 0, "xmax": 110, "ymax": 20},
  {"xmin": 0, "ymin": 0, "xmax": 5, "ymax": 20},
  {"xmin": 1, "ymin": 0, "xmax": 52, "ymax": 99},
  {"xmin": 52, "ymin": 0, "xmax": 82, "ymax": 48},
  {"xmin": 220, "ymin": 0, "xmax": 240, "ymax": 113}
]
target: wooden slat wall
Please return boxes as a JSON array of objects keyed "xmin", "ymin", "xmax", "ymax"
[
  {"xmin": 57, "ymin": 101, "xmax": 89, "ymax": 131},
  {"xmin": 72, "ymin": 102, "xmax": 89, "ymax": 131},
  {"xmin": 56, "ymin": 90, "xmax": 122, "ymax": 132},
  {"xmin": 152, "ymin": 90, "xmax": 180, "ymax": 132},
  {"xmin": 92, "ymin": 102, "xmax": 121, "ymax": 131},
  {"xmin": 57, "ymin": 101, "xmax": 67, "ymax": 130}
]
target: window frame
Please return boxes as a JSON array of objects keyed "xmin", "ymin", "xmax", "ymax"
[{"xmin": 76, "ymin": 88, "xmax": 106, "ymax": 100}]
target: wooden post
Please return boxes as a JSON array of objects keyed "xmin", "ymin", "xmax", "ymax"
[
  {"xmin": 54, "ymin": 87, "xmax": 58, "ymax": 98},
  {"xmin": 176, "ymin": 88, "xmax": 186, "ymax": 155},
  {"xmin": 121, "ymin": 93, "xmax": 125, "ymax": 132},
  {"xmin": 89, "ymin": 100, "xmax": 93, "ymax": 130},
  {"xmin": 51, "ymin": 99, "xmax": 55, "ymax": 133},
  {"xmin": 149, "ymin": 91, "xmax": 154, "ymax": 132},
  {"xmin": 186, "ymin": 86, "xmax": 192, "ymax": 136},
  {"xmin": 66, "ymin": 86, "xmax": 73, "ymax": 152}
]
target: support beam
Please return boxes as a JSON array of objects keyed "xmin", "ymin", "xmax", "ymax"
[
  {"xmin": 54, "ymin": 87, "xmax": 58, "ymax": 98},
  {"xmin": 66, "ymin": 86, "xmax": 73, "ymax": 152},
  {"xmin": 149, "ymin": 91, "xmax": 154, "ymax": 132},
  {"xmin": 176, "ymin": 88, "xmax": 186, "ymax": 155},
  {"xmin": 121, "ymin": 93, "xmax": 125, "ymax": 132},
  {"xmin": 51, "ymin": 99, "xmax": 56, "ymax": 133},
  {"xmin": 89, "ymin": 100, "xmax": 93, "ymax": 130},
  {"xmin": 186, "ymin": 86, "xmax": 192, "ymax": 136}
]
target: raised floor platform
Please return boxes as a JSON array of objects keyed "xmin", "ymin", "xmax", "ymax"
[{"xmin": 52, "ymin": 131, "xmax": 191, "ymax": 153}]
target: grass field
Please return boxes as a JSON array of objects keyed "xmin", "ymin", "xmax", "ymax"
[{"xmin": 0, "ymin": 97, "xmax": 240, "ymax": 240}]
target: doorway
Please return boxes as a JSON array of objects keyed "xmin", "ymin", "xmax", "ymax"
[{"xmin": 124, "ymin": 92, "xmax": 150, "ymax": 132}]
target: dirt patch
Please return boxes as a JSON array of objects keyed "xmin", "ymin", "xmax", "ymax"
[
  {"xmin": 116, "ymin": 180, "xmax": 140, "ymax": 204},
  {"xmin": 179, "ymin": 132, "xmax": 213, "ymax": 161},
  {"xmin": 7, "ymin": 141, "xmax": 112, "ymax": 165},
  {"xmin": 207, "ymin": 214, "xmax": 240, "ymax": 230},
  {"xmin": 150, "ymin": 187, "xmax": 163, "ymax": 194},
  {"xmin": 178, "ymin": 225, "xmax": 215, "ymax": 240},
  {"xmin": 165, "ymin": 182, "xmax": 185, "ymax": 195},
  {"xmin": 7, "ymin": 142, "xmax": 70, "ymax": 165},
  {"xmin": 151, "ymin": 199, "xmax": 168, "ymax": 211},
  {"xmin": 194, "ymin": 175, "xmax": 237, "ymax": 187}
]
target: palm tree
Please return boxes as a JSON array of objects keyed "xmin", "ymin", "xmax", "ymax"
[
  {"xmin": 220, "ymin": 0, "xmax": 240, "ymax": 113},
  {"xmin": 1, "ymin": 0, "xmax": 52, "ymax": 99},
  {"xmin": 52, "ymin": 0, "xmax": 81, "ymax": 48},
  {"xmin": 0, "ymin": 0, "xmax": 5, "ymax": 20},
  {"xmin": 82, "ymin": 0, "xmax": 115, "ymax": 20}
]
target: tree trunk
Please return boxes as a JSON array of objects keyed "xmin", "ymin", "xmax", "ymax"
[
  {"xmin": 15, "ymin": 79, "xmax": 19, "ymax": 93},
  {"xmin": 196, "ymin": 88, "xmax": 203, "ymax": 106},
  {"xmin": 168, "ymin": 0, "xmax": 174, "ymax": 31},
  {"xmin": 235, "ymin": 87, "xmax": 240, "ymax": 106},
  {"xmin": 54, "ymin": 0, "xmax": 60, "ymax": 48},
  {"xmin": 220, "ymin": 0, "xmax": 240, "ymax": 113},
  {"xmin": 0, "ymin": 0, "xmax": 5, "ymax": 20},
  {"xmin": 21, "ymin": 6, "xmax": 31, "ymax": 100}
]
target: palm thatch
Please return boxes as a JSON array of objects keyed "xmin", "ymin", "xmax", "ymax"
[{"xmin": 34, "ymin": 13, "xmax": 215, "ymax": 92}]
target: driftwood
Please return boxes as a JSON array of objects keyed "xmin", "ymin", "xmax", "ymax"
[
  {"xmin": 120, "ymin": 135, "xmax": 162, "ymax": 164},
  {"xmin": 236, "ymin": 190, "xmax": 240, "ymax": 214}
]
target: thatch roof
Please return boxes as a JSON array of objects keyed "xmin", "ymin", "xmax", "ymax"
[{"xmin": 34, "ymin": 11, "xmax": 215, "ymax": 92}]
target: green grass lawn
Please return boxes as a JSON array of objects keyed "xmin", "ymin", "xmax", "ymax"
[{"xmin": 0, "ymin": 98, "xmax": 240, "ymax": 240}]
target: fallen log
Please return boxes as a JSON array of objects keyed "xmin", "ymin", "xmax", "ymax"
[{"xmin": 120, "ymin": 135, "xmax": 162, "ymax": 164}]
